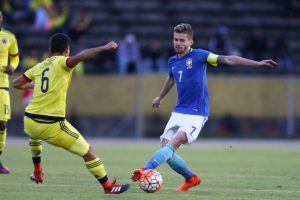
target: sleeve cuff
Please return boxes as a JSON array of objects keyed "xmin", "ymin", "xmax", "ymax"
[
  {"xmin": 22, "ymin": 74, "xmax": 32, "ymax": 81},
  {"xmin": 9, "ymin": 52, "xmax": 19, "ymax": 57},
  {"xmin": 66, "ymin": 58, "xmax": 72, "ymax": 68}
]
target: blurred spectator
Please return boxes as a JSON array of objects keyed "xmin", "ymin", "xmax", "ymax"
[
  {"xmin": 50, "ymin": 0, "xmax": 70, "ymax": 32},
  {"xmin": 243, "ymin": 26, "xmax": 269, "ymax": 61},
  {"xmin": 208, "ymin": 25, "xmax": 238, "ymax": 55},
  {"xmin": 142, "ymin": 37, "xmax": 167, "ymax": 73},
  {"xmin": 30, "ymin": 0, "xmax": 53, "ymax": 31},
  {"xmin": 30, "ymin": 0, "xmax": 70, "ymax": 31},
  {"xmin": 69, "ymin": 7, "xmax": 92, "ymax": 42},
  {"xmin": 271, "ymin": 35, "xmax": 293, "ymax": 73},
  {"xmin": 117, "ymin": 34, "xmax": 141, "ymax": 74}
]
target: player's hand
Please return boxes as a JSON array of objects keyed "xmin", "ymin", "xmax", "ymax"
[
  {"xmin": 29, "ymin": 81, "xmax": 35, "ymax": 89},
  {"xmin": 257, "ymin": 59, "xmax": 277, "ymax": 68},
  {"xmin": 152, "ymin": 96, "xmax": 161, "ymax": 109},
  {"xmin": 4, "ymin": 66, "xmax": 15, "ymax": 75},
  {"xmin": 105, "ymin": 41, "xmax": 118, "ymax": 50}
]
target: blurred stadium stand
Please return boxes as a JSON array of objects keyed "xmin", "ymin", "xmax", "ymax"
[
  {"xmin": 4, "ymin": 0, "xmax": 300, "ymax": 73},
  {"xmin": 3, "ymin": 0, "xmax": 300, "ymax": 138}
]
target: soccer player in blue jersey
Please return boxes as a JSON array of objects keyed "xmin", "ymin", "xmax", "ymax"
[{"xmin": 131, "ymin": 23, "xmax": 276, "ymax": 191}]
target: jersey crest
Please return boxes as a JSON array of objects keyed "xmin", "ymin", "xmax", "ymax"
[
  {"xmin": 186, "ymin": 58, "xmax": 192, "ymax": 69},
  {"xmin": 1, "ymin": 38, "xmax": 7, "ymax": 44}
]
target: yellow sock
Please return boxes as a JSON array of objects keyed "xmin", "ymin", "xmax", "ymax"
[
  {"xmin": 29, "ymin": 139, "xmax": 43, "ymax": 157},
  {"xmin": 0, "ymin": 129, "xmax": 7, "ymax": 152},
  {"xmin": 85, "ymin": 158, "xmax": 109, "ymax": 184}
]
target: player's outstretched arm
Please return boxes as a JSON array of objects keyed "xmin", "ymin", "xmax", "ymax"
[
  {"xmin": 67, "ymin": 41, "xmax": 118, "ymax": 68},
  {"xmin": 152, "ymin": 76, "xmax": 175, "ymax": 109},
  {"xmin": 218, "ymin": 55, "xmax": 277, "ymax": 68}
]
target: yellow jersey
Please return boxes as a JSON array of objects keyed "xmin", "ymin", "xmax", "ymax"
[
  {"xmin": 0, "ymin": 28, "xmax": 19, "ymax": 88},
  {"xmin": 24, "ymin": 56, "xmax": 73, "ymax": 117}
]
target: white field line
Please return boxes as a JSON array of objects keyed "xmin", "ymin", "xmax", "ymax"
[
  {"xmin": 199, "ymin": 174, "xmax": 300, "ymax": 180},
  {"xmin": 0, "ymin": 182, "xmax": 299, "ymax": 194},
  {"xmin": 141, "ymin": 186, "xmax": 300, "ymax": 193}
]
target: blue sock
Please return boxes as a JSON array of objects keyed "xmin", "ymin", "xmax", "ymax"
[
  {"xmin": 167, "ymin": 153, "xmax": 193, "ymax": 180},
  {"xmin": 144, "ymin": 145, "xmax": 174, "ymax": 169}
]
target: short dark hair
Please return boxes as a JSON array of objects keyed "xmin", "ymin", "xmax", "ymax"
[
  {"xmin": 174, "ymin": 23, "xmax": 193, "ymax": 39},
  {"xmin": 49, "ymin": 33, "xmax": 70, "ymax": 53}
]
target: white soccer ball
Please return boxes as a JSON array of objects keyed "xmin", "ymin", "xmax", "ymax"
[{"xmin": 139, "ymin": 169, "xmax": 163, "ymax": 193}]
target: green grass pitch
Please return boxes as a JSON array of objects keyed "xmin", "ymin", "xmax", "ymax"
[{"xmin": 0, "ymin": 140, "xmax": 299, "ymax": 200}]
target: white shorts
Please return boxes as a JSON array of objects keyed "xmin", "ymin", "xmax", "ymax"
[{"xmin": 160, "ymin": 112, "xmax": 208, "ymax": 144}]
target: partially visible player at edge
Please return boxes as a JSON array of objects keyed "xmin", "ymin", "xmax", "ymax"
[
  {"xmin": 12, "ymin": 33, "xmax": 130, "ymax": 194},
  {"xmin": 0, "ymin": 11, "xmax": 19, "ymax": 174},
  {"xmin": 131, "ymin": 23, "xmax": 277, "ymax": 192}
]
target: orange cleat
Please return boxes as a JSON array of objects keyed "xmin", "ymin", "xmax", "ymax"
[
  {"xmin": 130, "ymin": 168, "xmax": 144, "ymax": 182},
  {"xmin": 30, "ymin": 169, "xmax": 44, "ymax": 184},
  {"xmin": 176, "ymin": 175, "xmax": 201, "ymax": 192}
]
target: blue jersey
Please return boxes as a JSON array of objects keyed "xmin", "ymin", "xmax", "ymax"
[{"xmin": 168, "ymin": 48, "xmax": 217, "ymax": 116}]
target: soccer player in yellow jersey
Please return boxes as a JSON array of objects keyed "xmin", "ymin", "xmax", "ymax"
[
  {"xmin": 12, "ymin": 33, "xmax": 130, "ymax": 194},
  {"xmin": 0, "ymin": 11, "xmax": 19, "ymax": 174}
]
